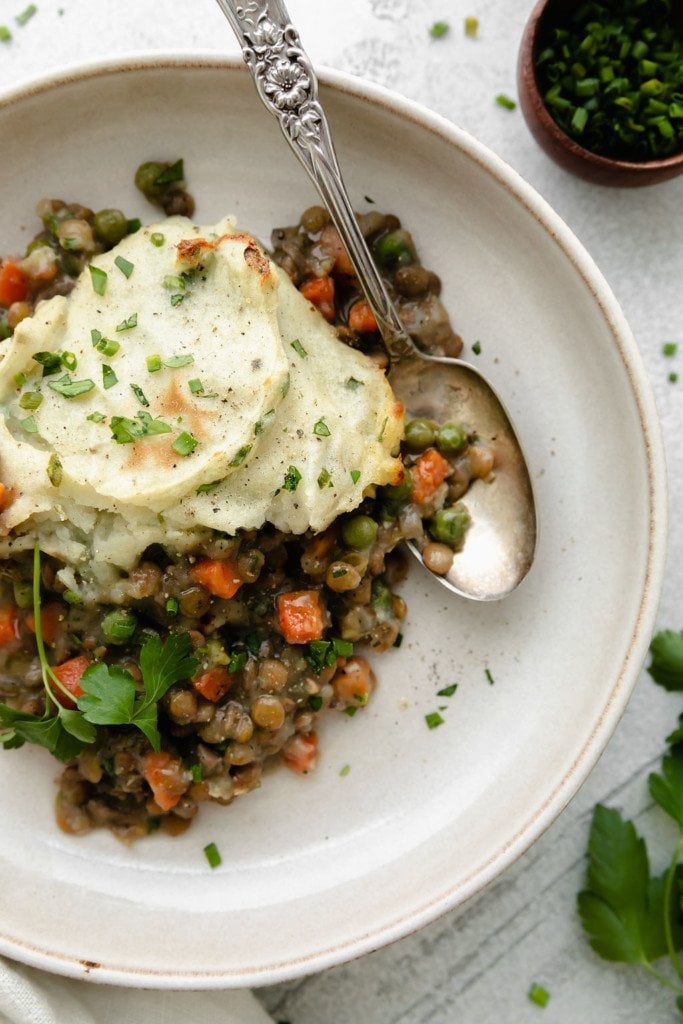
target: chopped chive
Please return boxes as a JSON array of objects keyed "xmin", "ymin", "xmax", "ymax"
[
  {"xmin": 96, "ymin": 337, "xmax": 120, "ymax": 357},
  {"xmin": 485, "ymin": 668, "xmax": 495, "ymax": 685},
  {"xmin": 61, "ymin": 351, "xmax": 77, "ymax": 371},
  {"xmin": 350, "ymin": 469, "xmax": 361, "ymax": 484},
  {"xmin": 472, "ymin": 340, "xmax": 482, "ymax": 355},
  {"xmin": 163, "ymin": 355, "xmax": 194, "ymax": 368},
  {"xmin": 464, "ymin": 16, "xmax": 478, "ymax": 38},
  {"xmin": 47, "ymin": 453, "xmax": 63, "ymax": 487},
  {"xmin": 291, "ymin": 338, "xmax": 307, "ymax": 358},
  {"xmin": 114, "ymin": 255, "xmax": 134, "ymax": 279},
  {"xmin": 154, "ymin": 159, "xmax": 184, "ymax": 185},
  {"xmin": 89, "ymin": 265, "xmax": 107, "ymax": 295},
  {"xmin": 496, "ymin": 93, "xmax": 517, "ymax": 110},
  {"xmin": 377, "ymin": 416, "xmax": 388, "ymax": 442},
  {"xmin": 339, "ymin": 764, "xmax": 351, "ymax": 777},
  {"xmin": 150, "ymin": 232, "xmax": 165, "ymax": 247},
  {"xmin": 102, "ymin": 364, "xmax": 118, "ymax": 390},
  {"xmin": 669, "ymin": 372, "xmax": 679, "ymax": 383},
  {"xmin": 188, "ymin": 378, "xmax": 204, "ymax": 394},
  {"xmin": 172, "ymin": 431, "xmax": 198, "ymax": 456},
  {"xmin": 436, "ymin": 684, "xmax": 458, "ymax": 697},
  {"xmin": 21, "ymin": 415, "xmax": 38, "ymax": 433},
  {"xmin": 203, "ymin": 842, "xmax": 222, "ymax": 869},
  {"xmin": 425, "ymin": 711, "xmax": 445, "ymax": 729},
  {"xmin": 126, "ymin": 218, "xmax": 142, "ymax": 234},
  {"xmin": 130, "ymin": 383, "xmax": 149, "ymax": 407},
  {"xmin": 343, "ymin": 706, "xmax": 358, "ymax": 717},
  {"xmin": 163, "ymin": 275, "xmax": 185, "ymax": 290},
  {"xmin": 317, "ymin": 468, "xmax": 332, "ymax": 489},
  {"xmin": 15, "ymin": 5, "xmax": 37, "ymax": 26},
  {"xmin": 18, "ymin": 391, "xmax": 43, "ymax": 410},
  {"xmin": 86, "ymin": 411, "xmax": 106, "ymax": 423},
  {"xmin": 165, "ymin": 597, "xmax": 179, "ymax": 615},
  {"xmin": 91, "ymin": 328, "xmax": 102, "ymax": 347},
  {"xmin": 196, "ymin": 479, "xmax": 221, "ymax": 494},
  {"xmin": 393, "ymin": 632, "xmax": 403, "ymax": 648},
  {"xmin": 63, "ymin": 589, "xmax": 83, "ymax": 606},
  {"xmin": 115, "ymin": 313, "xmax": 138, "ymax": 332},
  {"xmin": 313, "ymin": 417, "xmax": 330, "ymax": 437},
  {"xmin": 170, "ymin": 293, "xmax": 184, "ymax": 307},
  {"xmin": 0, "ymin": 25, "xmax": 12, "ymax": 41},
  {"xmin": 254, "ymin": 409, "xmax": 275, "ymax": 435},
  {"xmin": 13, "ymin": 372, "xmax": 26, "ymax": 388},
  {"xmin": 345, "ymin": 376, "xmax": 364, "ymax": 390},
  {"xmin": 308, "ymin": 694, "xmax": 323, "ymax": 711},
  {"xmin": 146, "ymin": 354, "xmax": 162, "ymax": 373}
]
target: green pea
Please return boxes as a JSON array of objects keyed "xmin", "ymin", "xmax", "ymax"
[
  {"xmin": 342, "ymin": 514, "xmax": 379, "ymax": 549},
  {"xmin": 437, "ymin": 421, "xmax": 468, "ymax": 453},
  {"xmin": 380, "ymin": 476, "xmax": 413, "ymax": 518},
  {"xmin": 101, "ymin": 609, "xmax": 138, "ymax": 645},
  {"xmin": 429, "ymin": 506, "xmax": 471, "ymax": 548},
  {"xmin": 93, "ymin": 209, "xmax": 129, "ymax": 246},
  {"xmin": 404, "ymin": 418, "xmax": 437, "ymax": 451},
  {"xmin": 134, "ymin": 161, "xmax": 167, "ymax": 200},
  {"xmin": 372, "ymin": 229, "xmax": 416, "ymax": 268}
]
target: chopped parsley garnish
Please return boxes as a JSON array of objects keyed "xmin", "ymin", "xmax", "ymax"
[
  {"xmin": 46, "ymin": 454, "xmax": 62, "ymax": 487},
  {"xmin": 127, "ymin": 218, "xmax": 142, "ymax": 234},
  {"xmin": 32, "ymin": 351, "xmax": 62, "ymax": 377},
  {"xmin": 317, "ymin": 468, "xmax": 332, "ymax": 489},
  {"xmin": 170, "ymin": 293, "xmax": 184, "ymax": 307},
  {"xmin": 109, "ymin": 412, "xmax": 172, "ymax": 443},
  {"xmin": 228, "ymin": 651, "xmax": 248, "ymax": 674},
  {"xmin": 188, "ymin": 378, "xmax": 204, "ymax": 395},
  {"xmin": 21, "ymin": 415, "xmax": 38, "ymax": 433},
  {"xmin": 308, "ymin": 695, "xmax": 323, "ymax": 711},
  {"xmin": 663, "ymin": 342, "xmax": 678, "ymax": 357},
  {"xmin": 436, "ymin": 684, "xmax": 458, "ymax": 697},
  {"xmin": 89, "ymin": 265, "xmax": 107, "ymax": 295},
  {"xmin": 130, "ymin": 383, "xmax": 149, "ymax": 407},
  {"xmin": 528, "ymin": 984, "xmax": 550, "ymax": 1008},
  {"xmin": 196, "ymin": 479, "xmax": 221, "ymax": 495},
  {"xmin": 189, "ymin": 762, "xmax": 202, "ymax": 781},
  {"xmin": 102, "ymin": 364, "xmax": 118, "ymax": 390},
  {"xmin": 472, "ymin": 340, "xmax": 482, "ymax": 355},
  {"xmin": 306, "ymin": 638, "xmax": 353, "ymax": 674},
  {"xmin": 47, "ymin": 374, "xmax": 95, "ymax": 399},
  {"xmin": 116, "ymin": 313, "xmax": 138, "ymax": 332},
  {"xmin": 150, "ymin": 232, "xmax": 165, "ymax": 247},
  {"xmin": 350, "ymin": 469, "xmax": 361, "ymax": 484},
  {"xmin": 163, "ymin": 355, "xmax": 194, "ymax": 368},
  {"xmin": 343, "ymin": 706, "xmax": 358, "ymax": 717},
  {"xmin": 254, "ymin": 410, "xmax": 275, "ymax": 435},
  {"xmin": 313, "ymin": 417, "xmax": 330, "ymax": 437},
  {"xmin": 203, "ymin": 841, "xmax": 222, "ymax": 869},
  {"xmin": 282, "ymin": 465, "xmax": 302, "ymax": 492},
  {"xmin": 172, "ymin": 431, "xmax": 198, "ymax": 457},
  {"xmin": 291, "ymin": 339, "xmax": 307, "ymax": 358},
  {"xmin": 154, "ymin": 159, "xmax": 184, "ymax": 185},
  {"xmin": 425, "ymin": 711, "xmax": 445, "ymax": 729},
  {"xmin": 18, "ymin": 391, "xmax": 43, "ymax": 410},
  {"xmin": 86, "ymin": 411, "xmax": 106, "ymax": 423},
  {"xmin": 345, "ymin": 376, "xmax": 364, "ymax": 390},
  {"xmin": 495, "ymin": 93, "xmax": 517, "ymax": 110},
  {"xmin": 229, "ymin": 444, "xmax": 252, "ymax": 467},
  {"xmin": 339, "ymin": 764, "xmax": 351, "ymax": 777},
  {"xmin": 91, "ymin": 328, "xmax": 102, "ymax": 347},
  {"xmin": 430, "ymin": 20, "xmax": 449, "ymax": 38},
  {"xmin": 13, "ymin": 372, "xmax": 26, "ymax": 387},
  {"xmin": 0, "ymin": 25, "xmax": 11, "ymax": 41},
  {"xmin": 485, "ymin": 668, "xmax": 495, "ymax": 685},
  {"xmin": 114, "ymin": 255, "xmax": 134, "ymax": 278},
  {"xmin": 163, "ymin": 275, "xmax": 185, "ymax": 291},
  {"xmin": 377, "ymin": 416, "xmax": 388, "ymax": 442},
  {"xmin": 146, "ymin": 355, "xmax": 161, "ymax": 373},
  {"xmin": 670, "ymin": 372, "xmax": 679, "ymax": 384}
]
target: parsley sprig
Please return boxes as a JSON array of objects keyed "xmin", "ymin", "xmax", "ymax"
[
  {"xmin": 578, "ymin": 630, "xmax": 683, "ymax": 1013},
  {"xmin": 0, "ymin": 546, "xmax": 197, "ymax": 760}
]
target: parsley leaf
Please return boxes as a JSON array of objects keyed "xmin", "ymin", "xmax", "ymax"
[
  {"xmin": 649, "ymin": 748, "xmax": 683, "ymax": 828},
  {"xmin": 648, "ymin": 631, "xmax": 683, "ymax": 691},
  {"xmin": 77, "ymin": 663, "xmax": 138, "ymax": 724}
]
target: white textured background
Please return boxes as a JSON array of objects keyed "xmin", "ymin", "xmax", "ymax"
[{"xmin": 1, "ymin": 1, "xmax": 682, "ymax": 1021}]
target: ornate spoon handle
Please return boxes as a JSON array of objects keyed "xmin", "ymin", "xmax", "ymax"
[{"xmin": 214, "ymin": 0, "xmax": 415, "ymax": 361}]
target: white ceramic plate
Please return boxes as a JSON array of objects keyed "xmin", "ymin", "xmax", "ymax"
[{"xmin": 0, "ymin": 56, "xmax": 667, "ymax": 988}]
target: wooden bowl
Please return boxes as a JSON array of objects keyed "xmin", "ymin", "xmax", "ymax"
[{"xmin": 517, "ymin": 0, "xmax": 683, "ymax": 186}]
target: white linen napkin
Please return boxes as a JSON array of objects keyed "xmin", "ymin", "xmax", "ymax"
[{"xmin": 0, "ymin": 957, "xmax": 274, "ymax": 1024}]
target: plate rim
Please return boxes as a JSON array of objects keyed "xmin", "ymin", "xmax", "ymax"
[{"xmin": 0, "ymin": 51, "xmax": 668, "ymax": 988}]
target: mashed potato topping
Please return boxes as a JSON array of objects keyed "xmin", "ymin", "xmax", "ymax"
[{"xmin": 0, "ymin": 217, "xmax": 403, "ymax": 574}]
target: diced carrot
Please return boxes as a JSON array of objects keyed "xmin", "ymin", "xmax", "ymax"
[
  {"xmin": 282, "ymin": 731, "xmax": 318, "ymax": 774},
  {"xmin": 299, "ymin": 275, "xmax": 335, "ymax": 322},
  {"xmin": 318, "ymin": 225, "xmax": 355, "ymax": 277},
  {"xmin": 0, "ymin": 605, "xmax": 20, "ymax": 647},
  {"xmin": 26, "ymin": 601, "xmax": 64, "ymax": 646},
  {"xmin": 0, "ymin": 260, "xmax": 29, "ymax": 307},
  {"xmin": 348, "ymin": 300, "xmax": 378, "ymax": 334},
  {"xmin": 52, "ymin": 654, "xmax": 90, "ymax": 709},
  {"xmin": 332, "ymin": 655, "xmax": 376, "ymax": 706},
  {"xmin": 141, "ymin": 751, "xmax": 188, "ymax": 812},
  {"xmin": 410, "ymin": 448, "xmax": 452, "ymax": 504},
  {"xmin": 193, "ymin": 666, "xmax": 235, "ymax": 703},
  {"xmin": 190, "ymin": 558, "xmax": 243, "ymax": 600},
  {"xmin": 276, "ymin": 590, "xmax": 326, "ymax": 644}
]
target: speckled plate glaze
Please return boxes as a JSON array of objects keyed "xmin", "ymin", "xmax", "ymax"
[{"xmin": 0, "ymin": 55, "xmax": 667, "ymax": 988}]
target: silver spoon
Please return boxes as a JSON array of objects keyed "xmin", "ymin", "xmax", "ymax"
[{"xmin": 215, "ymin": 0, "xmax": 536, "ymax": 601}]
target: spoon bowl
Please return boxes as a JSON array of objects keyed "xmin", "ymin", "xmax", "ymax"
[{"xmin": 216, "ymin": 0, "xmax": 537, "ymax": 600}]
